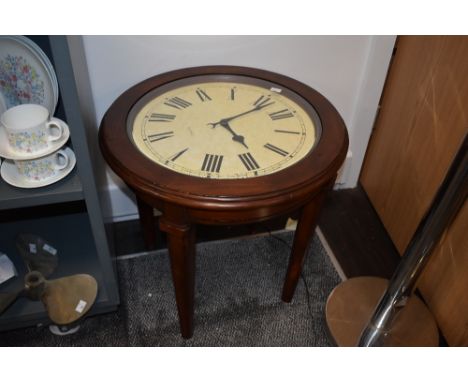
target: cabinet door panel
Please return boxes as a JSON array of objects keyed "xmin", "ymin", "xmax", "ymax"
[
  {"xmin": 419, "ymin": 202, "xmax": 468, "ymax": 346},
  {"xmin": 360, "ymin": 36, "xmax": 468, "ymax": 345}
]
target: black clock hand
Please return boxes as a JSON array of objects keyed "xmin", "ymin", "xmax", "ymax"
[
  {"xmin": 208, "ymin": 101, "xmax": 275, "ymax": 128},
  {"xmin": 219, "ymin": 121, "xmax": 248, "ymax": 149}
]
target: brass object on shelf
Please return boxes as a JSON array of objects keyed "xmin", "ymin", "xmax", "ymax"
[{"xmin": 0, "ymin": 234, "xmax": 98, "ymax": 325}]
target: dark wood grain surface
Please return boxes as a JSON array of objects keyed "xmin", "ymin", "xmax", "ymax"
[{"xmin": 318, "ymin": 186, "xmax": 400, "ymax": 279}]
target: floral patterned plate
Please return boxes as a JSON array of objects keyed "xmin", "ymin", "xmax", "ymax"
[
  {"xmin": 0, "ymin": 36, "xmax": 58, "ymax": 115},
  {"xmin": 0, "ymin": 119, "xmax": 70, "ymax": 160},
  {"xmin": 0, "ymin": 146, "xmax": 76, "ymax": 189}
]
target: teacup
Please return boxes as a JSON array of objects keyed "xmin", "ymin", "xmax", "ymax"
[
  {"xmin": 1, "ymin": 104, "xmax": 64, "ymax": 154},
  {"xmin": 15, "ymin": 149, "xmax": 69, "ymax": 182}
]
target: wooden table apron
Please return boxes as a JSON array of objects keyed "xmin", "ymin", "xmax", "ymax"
[{"xmin": 99, "ymin": 66, "xmax": 348, "ymax": 339}]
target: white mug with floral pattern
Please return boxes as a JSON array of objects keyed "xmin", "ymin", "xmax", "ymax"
[
  {"xmin": 1, "ymin": 104, "xmax": 64, "ymax": 154},
  {"xmin": 15, "ymin": 149, "xmax": 69, "ymax": 181}
]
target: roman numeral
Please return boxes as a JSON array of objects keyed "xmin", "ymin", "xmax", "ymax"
[
  {"xmin": 168, "ymin": 148, "xmax": 189, "ymax": 162},
  {"xmin": 201, "ymin": 154, "xmax": 223, "ymax": 172},
  {"xmin": 253, "ymin": 95, "xmax": 275, "ymax": 108},
  {"xmin": 146, "ymin": 131, "xmax": 174, "ymax": 142},
  {"xmin": 274, "ymin": 129, "xmax": 301, "ymax": 135},
  {"xmin": 148, "ymin": 113, "xmax": 176, "ymax": 122},
  {"xmin": 239, "ymin": 152, "xmax": 260, "ymax": 171},
  {"xmin": 164, "ymin": 97, "xmax": 192, "ymax": 110},
  {"xmin": 269, "ymin": 109, "xmax": 294, "ymax": 120},
  {"xmin": 264, "ymin": 143, "xmax": 289, "ymax": 157},
  {"xmin": 231, "ymin": 87, "xmax": 236, "ymax": 100},
  {"xmin": 196, "ymin": 88, "xmax": 212, "ymax": 102}
]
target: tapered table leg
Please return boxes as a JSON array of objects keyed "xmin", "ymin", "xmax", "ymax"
[
  {"xmin": 159, "ymin": 215, "xmax": 196, "ymax": 339},
  {"xmin": 282, "ymin": 190, "xmax": 327, "ymax": 302},
  {"xmin": 136, "ymin": 195, "xmax": 157, "ymax": 251}
]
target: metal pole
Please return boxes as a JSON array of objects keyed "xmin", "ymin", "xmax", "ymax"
[{"xmin": 358, "ymin": 133, "xmax": 468, "ymax": 346}]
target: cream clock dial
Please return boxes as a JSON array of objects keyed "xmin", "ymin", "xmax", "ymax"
[{"xmin": 129, "ymin": 76, "xmax": 321, "ymax": 179}]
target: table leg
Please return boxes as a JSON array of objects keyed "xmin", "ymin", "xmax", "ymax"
[
  {"xmin": 282, "ymin": 190, "xmax": 327, "ymax": 302},
  {"xmin": 136, "ymin": 195, "xmax": 157, "ymax": 251},
  {"xmin": 159, "ymin": 215, "xmax": 196, "ymax": 339}
]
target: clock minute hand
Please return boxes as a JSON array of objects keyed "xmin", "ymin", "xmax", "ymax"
[
  {"xmin": 222, "ymin": 106, "xmax": 260, "ymax": 123},
  {"xmin": 208, "ymin": 101, "xmax": 275, "ymax": 128}
]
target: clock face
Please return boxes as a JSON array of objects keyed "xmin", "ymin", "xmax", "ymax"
[{"xmin": 128, "ymin": 75, "xmax": 321, "ymax": 179}]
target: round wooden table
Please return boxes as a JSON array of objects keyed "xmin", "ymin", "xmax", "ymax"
[{"xmin": 99, "ymin": 66, "xmax": 348, "ymax": 338}]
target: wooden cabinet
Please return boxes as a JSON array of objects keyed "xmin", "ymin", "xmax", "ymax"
[{"xmin": 360, "ymin": 36, "xmax": 468, "ymax": 346}]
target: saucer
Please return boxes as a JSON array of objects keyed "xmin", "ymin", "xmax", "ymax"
[
  {"xmin": 0, "ymin": 118, "xmax": 70, "ymax": 160},
  {"xmin": 0, "ymin": 147, "xmax": 76, "ymax": 189}
]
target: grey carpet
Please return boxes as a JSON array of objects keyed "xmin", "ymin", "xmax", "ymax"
[{"xmin": 0, "ymin": 230, "xmax": 340, "ymax": 346}]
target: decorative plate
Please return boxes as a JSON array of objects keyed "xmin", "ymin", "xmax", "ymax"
[{"xmin": 0, "ymin": 36, "xmax": 58, "ymax": 116}]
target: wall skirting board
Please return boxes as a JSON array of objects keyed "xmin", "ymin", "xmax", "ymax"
[{"xmin": 102, "ymin": 181, "xmax": 138, "ymax": 222}]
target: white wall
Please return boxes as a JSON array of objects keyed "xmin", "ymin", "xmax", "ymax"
[{"xmin": 79, "ymin": 35, "xmax": 395, "ymax": 220}]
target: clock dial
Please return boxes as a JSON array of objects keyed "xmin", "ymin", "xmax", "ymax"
[{"xmin": 129, "ymin": 75, "xmax": 321, "ymax": 179}]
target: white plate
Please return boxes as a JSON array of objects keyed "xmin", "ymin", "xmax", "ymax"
[
  {"xmin": 0, "ymin": 36, "xmax": 58, "ymax": 115},
  {"xmin": 0, "ymin": 118, "xmax": 70, "ymax": 160},
  {"xmin": 0, "ymin": 146, "xmax": 76, "ymax": 189},
  {"xmin": 19, "ymin": 37, "xmax": 59, "ymax": 108}
]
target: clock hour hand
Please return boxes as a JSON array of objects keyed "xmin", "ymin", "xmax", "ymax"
[
  {"xmin": 218, "ymin": 121, "xmax": 248, "ymax": 149},
  {"xmin": 208, "ymin": 101, "xmax": 274, "ymax": 128}
]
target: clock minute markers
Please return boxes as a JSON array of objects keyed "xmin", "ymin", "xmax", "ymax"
[
  {"xmin": 164, "ymin": 97, "xmax": 192, "ymax": 110},
  {"xmin": 201, "ymin": 154, "xmax": 223, "ymax": 173},
  {"xmin": 146, "ymin": 131, "xmax": 174, "ymax": 142},
  {"xmin": 253, "ymin": 95, "xmax": 275, "ymax": 108},
  {"xmin": 264, "ymin": 143, "xmax": 289, "ymax": 157},
  {"xmin": 196, "ymin": 88, "xmax": 212, "ymax": 102},
  {"xmin": 239, "ymin": 152, "xmax": 260, "ymax": 171},
  {"xmin": 274, "ymin": 129, "xmax": 301, "ymax": 135},
  {"xmin": 148, "ymin": 113, "xmax": 176, "ymax": 122},
  {"xmin": 167, "ymin": 148, "xmax": 189, "ymax": 162},
  {"xmin": 269, "ymin": 109, "xmax": 294, "ymax": 120}
]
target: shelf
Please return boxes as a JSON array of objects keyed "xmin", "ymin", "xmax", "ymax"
[
  {"xmin": 0, "ymin": 36, "xmax": 119, "ymax": 333},
  {"xmin": 0, "ymin": 212, "xmax": 113, "ymax": 330},
  {"xmin": 0, "ymin": 168, "xmax": 83, "ymax": 211}
]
